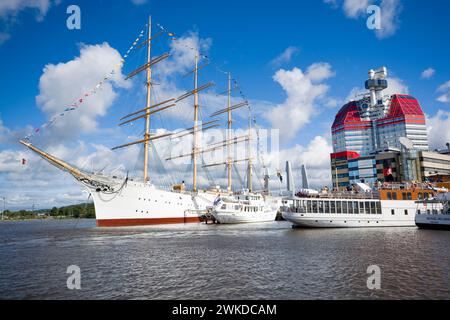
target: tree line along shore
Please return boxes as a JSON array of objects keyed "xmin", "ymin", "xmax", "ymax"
[{"xmin": 1, "ymin": 203, "xmax": 95, "ymax": 220}]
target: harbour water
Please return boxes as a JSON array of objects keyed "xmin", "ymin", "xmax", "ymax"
[{"xmin": 0, "ymin": 219, "xmax": 449, "ymax": 299}]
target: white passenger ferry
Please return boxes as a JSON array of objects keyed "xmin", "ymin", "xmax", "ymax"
[{"xmin": 282, "ymin": 183, "xmax": 444, "ymax": 228}]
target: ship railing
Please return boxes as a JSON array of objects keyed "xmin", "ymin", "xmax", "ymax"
[
  {"xmin": 304, "ymin": 192, "xmax": 379, "ymax": 199},
  {"xmin": 378, "ymin": 182, "xmax": 435, "ymax": 191}
]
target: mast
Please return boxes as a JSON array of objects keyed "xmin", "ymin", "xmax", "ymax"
[
  {"xmin": 143, "ymin": 15, "xmax": 152, "ymax": 182},
  {"xmin": 247, "ymin": 109, "xmax": 253, "ymax": 192},
  {"xmin": 19, "ymin": 140, "xmax": 92, "ymax": 181},
  {"xmin": 227, "ymin": 72, "xmax": 232, "ymax": 192},
  {"xmin": 193, "ymin": 54, "xmax": 199, "ymax": 192}
]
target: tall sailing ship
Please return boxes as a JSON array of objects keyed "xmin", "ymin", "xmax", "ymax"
[{"xmin": 19, "ymin": 16, "xmax": 235, "ymax": 227}]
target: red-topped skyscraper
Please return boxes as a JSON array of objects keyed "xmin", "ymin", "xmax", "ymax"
[{"xmin": 330, "ymin": 67, "xmax": 429, "ymax": 189}]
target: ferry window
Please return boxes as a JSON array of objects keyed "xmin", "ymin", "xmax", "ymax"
[
  {"xmin": 402, "ymin": 192, "xmax": 407, "ymax": 200},
  {"xmin": 404, "ymin": 209, "xmax": 408, "ymax": 215},
  {"xmin": 307, "ymin": 200, "xmax": 312, "ymax": 213},
  {"xmin": 347, "ymin": 201, "xmax": 352, "ymax": 214},
  {"xmin": 319, "ymin": 201, "xmax": 324, "ymax": 213},
  {"xmin": 359, "ymin": 202, "xmax": 365, "ymax": 214},
  {"xmin": 221, "ymin": 204, "xmax": 226, "ymax": 209},
  {"xmin": 235, "ymin": 205, "xmax": 239, "ymax": 210},
  {"xmin": 387, "ymin": 192, "xmax": 392, "ymax": 200},
  {"xmin": 423, "ymin": 193, "xmax": 429, "ymax": 199},
  {"xmin": 365, "ymin": 202, "xmax": 370, "ymax": 214},
  {"xmin": 376, "ymin": 202, "xmax": 381, "ymax": 214},
  {"xmin": 391, "ymin": 209, "xmax": 395, "ymax": 215},
  {"xmin": 312, "ymin": 201, "xmax": 318, "ymax": 213},
  {"xmin": 427, "ymin": 209, "xmax": 430, "ymax": 214},
  {"xmin": 418, "ymin": 193, "xmax": 423, "ymax": 200},
  {"xmin": 407, "ymin": 192, "xmax": 412, "ymax": 200},
  {"xmin": 370, "ymin": 202, "xmax": 376, "ymax": 214},
  {"xmin": 341, "ymin": 201, "xmax": 347, "ymax": 213},
  {"xmin": 331, "ymin": 201, "xmax": 336, "ymax": 213},
  {"xmin": 392, "ymin": 192, "xmax": 397, "ymax": 200},
  {"xmin": 337, "ymin": 201, "xmax": 342, "ymax": 214},
  {"xmin": 353, "ymin": 201, "xmax": 358, "ymax": 214},
  {"xmin": 324, "ymin": 201, "xmax": 330, "ymax": 213}
]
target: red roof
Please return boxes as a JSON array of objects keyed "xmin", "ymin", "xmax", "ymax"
[
  {"xmin": 330, "ymin": 151, "xmax": 360, "ymax": 159},
  {"xmin": 332, "ymin": 101, "xmax": 359, "ymax": 128},
  {"xmin": 384, "ymin": 94, "xmax": 425, "ymax": 119},
  {"xmin": 332, "ymin": 101, "xmax": 371, "ymax": 132},
  {"xmin": 332, "ymin": 94, "xmax": 425, "ymax": 132}
]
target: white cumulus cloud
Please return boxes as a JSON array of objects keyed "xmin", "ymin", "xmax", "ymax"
[
  {"xmin": 35, "ymin": 42, "xmax": 130, "ymax": 142},
  {"xmin": 0, "ymin": 0, "xmax": 52, "ymax": 19},
  {"xmin": 264, "ymin": 135, "xmax": 333, "ymax": 188},
  {"xmin": 343, "ymin": 0, "xmax": 371, "ymax": 18},
  {"xmin": 0, "ymin": 0, "xmax": 56, "ymax": 44},
  {"xmin": 427, "ymin": 110, "xmax": 450, "ymax": 149},
  {"xmin": 324, "ymin": 0, "xmax": 403, "ymax": 39},
  {"xmin": 375, "ymin": 0, "xmax": 402, "ymax": 39},
  {"xmin": 346, "ymin": 76, "xmax": 409, "ymax": 101},
  {"xmin": 421, "ymin": 67, "xmax": 435, "ymax": 79},
  {"xmin": 264, "ymin": 64, "xmax": 334, "ymax": 140},
  {"xmin": 270, "ymin": 46, "xmax": 300, "ymax": 66},
  {"xmin": 436, "ymin": 80, "xmax": 450, "ymax": 103}
]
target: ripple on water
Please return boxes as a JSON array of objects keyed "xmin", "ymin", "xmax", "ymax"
[{"xmin": 0, "ymin": 220, "xmax": 449, "ymax": 299}]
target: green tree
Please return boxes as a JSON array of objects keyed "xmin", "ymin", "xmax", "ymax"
[{"xmin": 50, "ymin": 207, "xmax": 58, "ymax": 216}]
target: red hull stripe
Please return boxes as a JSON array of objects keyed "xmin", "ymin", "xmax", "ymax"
[{"xmin": 96, "ymin": 217, "xmax": 201, "ymax": 227}]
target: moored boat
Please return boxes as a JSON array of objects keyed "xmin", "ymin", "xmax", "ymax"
[
  {"xmin": 212, "ymin": 190, "xmax": 278, "ymax": 224},
  {"xmin": 282, "ymin": 182, "xmax": 445, "ymax": 228},
  {"xmin": 415, "ymin": 192, "xmax": 450, "ymax": 230},
  {"xmin": 20, "ymin": 16, "xmax": 222, "ymax": 227}
]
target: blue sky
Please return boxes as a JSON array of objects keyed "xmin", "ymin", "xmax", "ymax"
[{"xmin": 1, "ymin": 0, "xmax": 449, "ymax": 209}]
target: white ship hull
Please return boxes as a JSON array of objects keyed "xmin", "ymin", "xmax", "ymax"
[
  {"xmin": 415, "ymin": 214, "xmax": 450, "ymax": 230},
  {"xmin": 282, "ymin": 199, "xmax": 426, "ymax": 228},
  {"xmin": 91, "ymin": 180, "xmax": 216, "ymax": 227},
  {"xmin": 213, "ymin": 209, "xmax": 277, "ymax": 224}
]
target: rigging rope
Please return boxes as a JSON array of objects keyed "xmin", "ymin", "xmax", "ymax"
[
  {"xmin": 233, "ymin": 163, "xmax": 244, "ymax": 190},
  {"xmin": 24, "ymin": 23, "xmax": 148, "ymax": 140}
]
